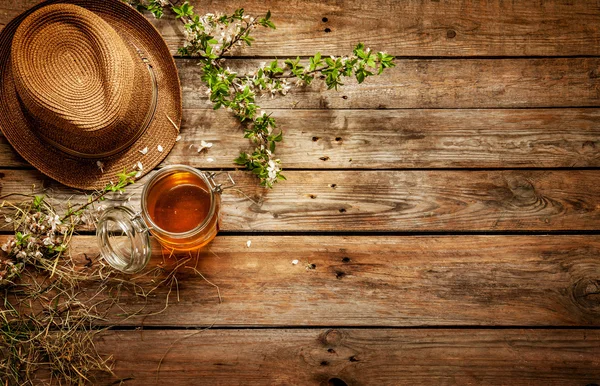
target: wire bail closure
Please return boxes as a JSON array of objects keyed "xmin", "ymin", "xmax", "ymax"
[{"xmin": 205, "ymin": 171, "xmax": 236, "ymax": 193}]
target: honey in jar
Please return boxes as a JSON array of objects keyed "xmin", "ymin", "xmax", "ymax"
[
  {"xmin": 97, "ymin": 165, "xmax": 230, "ymax": 273},
  {"xmin": 145, "ymin": 170, "xmax": 212, "ymax": 234},
  {"xmin": 141, "ymin": 165, "xmax": 221, "ymax": 251}
]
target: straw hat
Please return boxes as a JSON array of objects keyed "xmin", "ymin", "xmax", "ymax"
[{"xmin": 0, "ymin": 0, "xmax": 182, "ymax": 190}]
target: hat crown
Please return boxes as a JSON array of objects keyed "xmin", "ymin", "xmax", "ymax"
[{"xmin": 10, "ymin": 3, "xmax": 150, "ymax": 156}]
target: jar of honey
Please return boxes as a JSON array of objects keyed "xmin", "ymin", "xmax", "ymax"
[{"xmin": 96, "ymin": 165, "xmax": 234, "ymax": 273}]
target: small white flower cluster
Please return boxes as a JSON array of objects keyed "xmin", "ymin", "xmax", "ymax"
[
  {"xmin": 243, "ymin": 64, "xmax": 293, "ymax": 98},
  {"xmin": 183, "ymin": 13, "xmax": 254, "ymax": 57},
  {"xmin": 261, "ymin": 145, "xmax": 282, "ymax": 185},
  {"xmin": 1, "ymin": 212, "xmax": 70, "ymax": 264},
  {"xmin": 133, "ymin": 161, "xmax": 144, "ymax": 178},
  {"xmin": 0, "ymin": 257, "xmax": 23, "ymax": 287}
]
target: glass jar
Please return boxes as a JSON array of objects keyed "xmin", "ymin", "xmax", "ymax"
[{"xmin": 96, "ymin": 165, "xmax": 234, "ymax": 273}]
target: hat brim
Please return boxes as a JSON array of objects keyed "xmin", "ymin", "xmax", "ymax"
[{"xmin": 0, "ymin": 0, "xmax": 182, "ymax": 190}]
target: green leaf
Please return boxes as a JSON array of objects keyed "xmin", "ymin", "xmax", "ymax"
[
  {"xmin": 234, "ymin": 153, "xmax": 249, "ymax": 165},
  {"xmin": 33, "ymin": 195, "xmax": 44, "ymax": 211},
  {"xmin": 173, "ymin": 1, "xmax": 194, "ymax": 18},
  {"xmin": 270, "ymin": 131, "xmax": 283, "ymax": 142}
]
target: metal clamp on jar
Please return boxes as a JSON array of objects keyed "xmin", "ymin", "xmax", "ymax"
[{"xmin": 96, "ymin": 165, "xmax": 235, "ymax": 273}]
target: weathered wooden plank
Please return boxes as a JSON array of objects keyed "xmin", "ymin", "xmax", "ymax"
[
  {"xmin": 151, "ymin": 0, "xmax": 600, "ymax": 57},
  {"xmin": 178, "ymin": 58, "xmax": 600, "ymax": 109},
  {"xmin": 13, "ymin": 235, "xmax": 599, "ymax": 327},
  {"xmin": 1, "ymin": 169, "xmax": 598, "ymax": 232},
  {"xmin": 90, "ymin": 329, "xmax": 600, "ymax": 385},
  {"xmin": 171, "ymin": 108, "xmax": 600, "ymax": 168},
  {"xmin": 3, "ymin": 1, "xmax": 600, "ymax": 57},
  {"xmin": 3, "ymin": 108, "xmax": 600, "ymax": 169}
]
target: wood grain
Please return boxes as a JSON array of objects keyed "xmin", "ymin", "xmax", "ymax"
[
  {"xmin": 173, "ymin": 108, "xmax": 600, "ymax": 169},
  {"xmin": 178, "ymin": 58, "xmax": 600, "ymax": 109},
  {"xmin": 3, "ymin": 1, "xmax": 600, "ymax": 57},
  {"xmin": 88, "ymin": 329, "xmax": 600, "ymax": 385},
  {"xmin": 1, "ymin": 169, "xmax": 598, "ymax": 232},
  {"xmin": 3, "ymin": 108, "xmax": 600, "ymax": 169},
  {"xmin": 12, "ymin": 235, "xmax": 599, "ymax": 327}
]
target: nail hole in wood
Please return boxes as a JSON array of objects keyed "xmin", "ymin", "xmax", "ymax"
[
  {"xmin": 342, "ymin": 95, "xmax": 348, "ymax": 100},
  {"xmin": 327, "ymin": 348, "xmax": 336, "ymax": 353},
  {"xmin": 328, "ymin": 378, "xmax": 348, "ymax": 386},
  {"xmin": 309, "ymin": 263, "xmax": 317, "ymax": 269},
  {"xmin": 447, "ymin": 29, "xmax": 456, "ymax": 38},
  {"xmin": 335, "ymin": 137, "xmax": 342, "ymax": 141},
  {"xmin": 309, "ymin": 194, "xmax": 317, "ymax": 199},
  {"xmin": 349, "ymin": 356, "xmax": 359, "ymax": 362},
  {"xmin": 339, "ymin": 208, "xmax": 346, "ymax": 213},
  {"xmin": 330, "ymin": 183, "xmax": 337, "ymax": 188},
  {"xmin": 322, "ymin": 17, "xmax": 328, "ymax": 22},
  {"xmin": 312, "ymin": 136, "xmax": 320, "ymax": 141},
  {"xmin": 324, "ymin": 27, "xmax": 332, "ymax": 33},
  {"xmin": 335, "ymin": 271, "xmax": 346, "ymax": 279},
  {"xmin": 342, "ymin": 257, "xmax": 350, "ymax": 263},
  {"xmin": 320, "ymin": 156, "xmax": 330, "ymax": 161},
  {"xmin": 321, "ymin": 360, "xmax": 329, "ymax": 366}
]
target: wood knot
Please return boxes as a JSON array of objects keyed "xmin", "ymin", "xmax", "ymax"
[
  {"xmin": 327, "ymin": 378, "xmax": 348, "ymax": 386},
  {"xmin": 321, "ymin": 329, "xmax": 343, "ymax": 346},
  {"xmin": 503, "ymin": 176, "xmax": 545, "ymax": 210},
  {"xmin": 446, "ymin": 29, "xmax": 456, "ymax": 38},
  {"xmin": 571, "ymin": 278, "xmax": 600, "ymax": 312}
]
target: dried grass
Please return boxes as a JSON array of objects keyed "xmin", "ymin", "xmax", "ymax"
[{"xmin": 0, "ymin": 195, "xmax": 222, "ymax": 385}]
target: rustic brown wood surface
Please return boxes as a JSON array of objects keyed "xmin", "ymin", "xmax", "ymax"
[
  {"xmin": 1, "ymin": 1, "xmax": 600, "ymax": 385},
  {"xmin": 89, "ymin": 329, "xmax": 600, "ymax": 385},
  {"xmin": 2, "ymin": 169, "xmax": 599, "ymax": 231},
  {"xmin": 3, "ymin": 108, "xmax": 600, "ymax": 168},
  {"xmin": 178, "ymin": 58, "xmax": 600, "ymax": 109},
  {"xmin": 9, "ymin": 234, "xmax": 597, "ymax": 327}
]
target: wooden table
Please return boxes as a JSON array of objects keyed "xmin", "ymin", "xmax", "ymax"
[{"xmin": 2, "ymin": 1, "xmax": 600, "ymax": 384}]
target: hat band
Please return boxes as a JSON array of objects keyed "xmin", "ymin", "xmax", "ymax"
[{"xmin": 36, "ymin": 52, "xmax": 158, "ymax": 159}]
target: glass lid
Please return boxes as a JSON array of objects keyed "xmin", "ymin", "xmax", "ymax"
[{"xmin": 96, "ymin": 205, "xmax": 151, "ymax": 273}]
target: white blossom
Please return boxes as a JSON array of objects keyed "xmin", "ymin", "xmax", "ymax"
[
  {"xmin": 197, "ymin": 140, "xmax": 213, "ymax": 153},
  {"xmin": 266, "ymin": 159, "xmax": 281, "ymax": 184},
  {"xmin": 48, "ymin": 215, "xmax": 61, "ymax": 232}
]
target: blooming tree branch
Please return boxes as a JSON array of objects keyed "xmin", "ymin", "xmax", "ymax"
[{"xmin": 126, "ymin": 0, "xmax": 396, "ymax": 187}]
